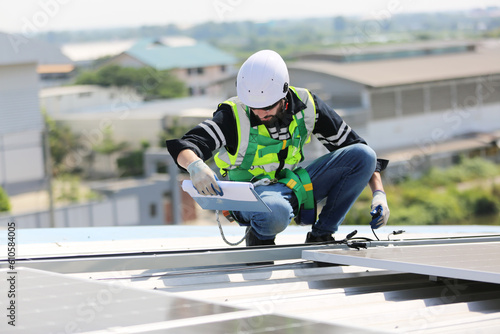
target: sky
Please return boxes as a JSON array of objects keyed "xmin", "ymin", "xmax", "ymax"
[{"xmin": 0, "ymin": 0, "xmax": 499, "ymax": 34}]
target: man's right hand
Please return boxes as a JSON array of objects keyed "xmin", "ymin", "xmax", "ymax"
[{"xmin": 187, "ymin": 160, "xmax": 223, "ymax": 196}]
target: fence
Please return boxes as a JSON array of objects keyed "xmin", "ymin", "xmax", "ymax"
[{"xmin": 0, "ymin": 195, "xmax": 140, "ymax": 229}]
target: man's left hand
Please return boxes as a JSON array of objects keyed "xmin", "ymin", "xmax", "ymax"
[{"xmin": 370, "ymin": 190, "xmax": 390, "ymax": 229}]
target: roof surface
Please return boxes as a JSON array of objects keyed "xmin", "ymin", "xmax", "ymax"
[
  {"xmin": 125, "ymin": 39, "xmax": 237, "ymax": 70},
  {"xmin": 289, "ymin": 42, "xmax": 500, "ymax": 87},
  {"xmin": 0, "ymin": 32, "xmax": 37, "ymax": 65},
  {"xmin": 380, "ymin": 130, "xmax": 500, "ymax": 162},
  {"xmin": 297, "ymin": 40, "xmax": 476, "ymax": 59},
  {"xmin": 37, "ymin": 63, "xmax": 75, "ymax": 74},
  {"xmin": 51, "ymin": 94, "xmax": 220, "ymax": 118},
  {"xmin": 0, "ymin": 32, "xmax": 72, "ymax": 67}
]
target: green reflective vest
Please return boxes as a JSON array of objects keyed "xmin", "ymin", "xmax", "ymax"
[{"xmin": 214, "ymin": 87, "xmax": 317, "ymax": 210}]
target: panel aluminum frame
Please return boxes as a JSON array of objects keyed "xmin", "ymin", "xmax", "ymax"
[
  {"xmin": 0, "ymin": 244, "xmax": 337, "ymax": 274},
  {"xmin": 303, "ymin": 242, "xmax": 500, "ymax": 284}
]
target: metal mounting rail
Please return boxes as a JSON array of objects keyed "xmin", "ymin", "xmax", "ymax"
[
  {"xmin": 2, "ymin": 234, "xmax": 500, "ymax": 274},
  {"xmin": 369, "ymin": 234, "xmax": 500, "ymax": 245},
  {"xmin": 0, "ymin": 243, "xmax": 337, "ymax": 274}
]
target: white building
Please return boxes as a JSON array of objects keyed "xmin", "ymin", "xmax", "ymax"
[{"xmin": 0, "ymin": 32, "xmax": 46, "ymax": 195}]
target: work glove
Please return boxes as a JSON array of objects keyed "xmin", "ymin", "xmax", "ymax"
[
  {"xmin": 187, "ymin": 160, "xmax": 223, "ymax": 196},
  {"xmin": 370, "ymin": 190, "xmax": 390, "ymax": 229}
]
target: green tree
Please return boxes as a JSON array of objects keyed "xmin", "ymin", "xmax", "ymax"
[
  {"xmin": 75, "ymin": 65, "xmax": 187, "ymax": 100},
  {"xmin": 158, "ymin": 117, "xmax": 193, "ymax": 145},
  {"xmin": 44, "ymin": 112, "xmax": 81, "ymax": 175},
  {"xmin": 0, "ymin": 186, "xmax": 10, "ymax": 212},
  {"xmin": 344, "ymin": 157, "xmax": 500, "ymax": 226},
  {"xmin": 92, "ymin": 126, "xmax": 129, "ymax": 176},
  {"xmin": 117, "ymin": 140, "xmax": 150, "ymax": 177},
  {"xmin": 157, "ymin": 118, "xmax": 196, "ymax": 173}
]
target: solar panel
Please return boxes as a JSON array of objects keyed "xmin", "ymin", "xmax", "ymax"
[
  {"xmin": 302, "ymin": 242, "xmax": 500, "ymax": 284},
  {"xmin": 0, "ymin": 267, "xmax": 385, "ymax": 333}
]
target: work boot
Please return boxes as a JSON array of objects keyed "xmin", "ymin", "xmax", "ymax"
[
  {"xmin": 305, "ymin": 231, "xmax": 335, "ymax": 244},
  {"xmin": 245, "ymin": 226, "xmax": 276, "ymax": 247},
  {"xmin": 245, "ymin": 227, "xmax": 275, "ymax": 266},
  {"xmin": 305, "ymin": 232, "xmax": 337, "ymax": 267}
]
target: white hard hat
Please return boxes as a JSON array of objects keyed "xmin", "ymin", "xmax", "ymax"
[{"xmin": 236, "ymin": 50, "xmax": 289, "ymax": 108}]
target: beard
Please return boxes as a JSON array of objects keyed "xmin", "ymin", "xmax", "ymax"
[
  {"xmin": 261, "ymin": 107, "xmax": 287, "ymax": 127},
  {"xmin": 261, "ymin": 115, "xmax": 279, "ymax": 127}
]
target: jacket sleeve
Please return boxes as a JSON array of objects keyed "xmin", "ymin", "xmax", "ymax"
[
  {"xmin": 165, "ymin": 104, "xmax": 237, "ymax": 170},
  {"xmin": 311, "ymin": 93, "xmax": 367, "ymax": 150}
]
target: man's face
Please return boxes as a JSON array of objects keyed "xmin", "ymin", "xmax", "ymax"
[{"xmin": 250, "ymin": 99, "xmax": 284, "ymax": 126}]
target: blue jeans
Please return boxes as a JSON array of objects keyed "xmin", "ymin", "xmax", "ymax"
[{"xmin": 233, "ymin": 144, "xmax": 377, "ymax": 240}]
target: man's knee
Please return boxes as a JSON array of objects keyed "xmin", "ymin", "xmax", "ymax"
[
  {"xmin": 349, "ymin": 144, "xmax": 377, "ymax": 173},
  {"xmin": 351, "ymin": 143, "xmax": 376, "ymax": 160},
  {"xmin": 257, "ymin": 201, "xmax": 292, "ymax": 236}
]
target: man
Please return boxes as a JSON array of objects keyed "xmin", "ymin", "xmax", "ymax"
[{"xmin": 166, "ymin": 50, "xmax": 389, "ymax": 246}]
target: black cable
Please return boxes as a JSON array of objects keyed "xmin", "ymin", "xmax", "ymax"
[
  {"xmin": 347, "ymin": 242, "xmax": 367, "ymax": 250},
  {"xmin": 387, "ymin": 230, "xmax": 406, "ymax": 240},
  {"xmin": 341, "ymin": 230, "xmax": 369, "ymax": 250}
]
